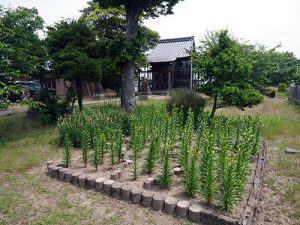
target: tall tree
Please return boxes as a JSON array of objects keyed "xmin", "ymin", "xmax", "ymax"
[
  {"xmin": 265, "ymin": 51, "xmax": 298, "ymax": 85},
  {"xmin": 81, "ymin": 2, "xmax": 159, "ymax": 94},
  {"xmin": 45, "ymin": 19, "xmax": 102, "ymax": 111},
  {"xmin": 0, "ymin": 6, "xmax": 45, "ymax": 109},
  {"xmin": 94, "ymin": 0, "xmax": 183, "ymax": 111},
  {"xmin": 244, "ymin": 44, "xmax": 299, "ymax": 86},
  {"xmin": 193, "ymin": 30, "xmax": 263, "ymax": 119}
]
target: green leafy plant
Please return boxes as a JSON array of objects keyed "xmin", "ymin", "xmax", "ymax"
[
  {"xmin": 131, "ymin": 121, "xmax": 142, "ymax": 180},
  {"xmin": 109, "ymin": 131, "xmax": 116, "ymax": 166},
  {"xmin": 159, "ymin": 141, "xmax": 173, "ymax": 188},
  {"xmin": 63, "ymin": 133, "xmax": 72, "ymax": 168},
  {"xmin": 145, "ymin": 135, "xmax": 160, "ymax": 174},
  {"xmin": 219, "ymin": 154, "xmax": 236, "ymax": 210},
  {"xmin": 116, "ymin": 128, "xmax": 123, "ymax": 162},
  {"xmin": 166, "ymin": 89, "xmax": 206, "ymax": 124},
  {"xmin": 184, "ymin": 148, "xmax": 199, "ymax": 196},
  {"xmin": 39, "ymin": 92, "xmax": 70, "ymax": 125},
  {"xmin": 252, "ymin": 121, "xmax": 262, "ymax": 155},
  {"xmin": 234, "ymin": 129, "xmax": 252, "ymax": 196},
  {"xmin": 81, "ymin": 128, "xmax": 90, "ymax": 167},
  {"xmin": 193, "ymin": 29, "xmax": 264, "ymax": 119},
  {"xmin": 93, "ymin": 133, "xmax": 101, "ymax": 171},
  {"xmin": 179, "ymin": 111, "xmax": 193, "ymax": 171},
  {"xmin": 260, "ymin": 88, "xmax": 276, "ymax": 98},
  {"xmin": 99, "ymin": 131, "xmax": 105, "ymax": 164},
  {"xmin": 168, "ymin": 109, "xmax": 179, "ymax": 149},
  {"xmin": 199, "ymin": 131, "xmax": 216, "ymax": 204},
  {"xmin": 218, "ymin": 131, "xmax": 237, "ymax": 210},
  {"xmin": 278, "ymin": 82, "xmax": 287, "ymax": 93}
]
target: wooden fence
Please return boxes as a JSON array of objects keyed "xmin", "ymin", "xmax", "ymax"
[{"xmin": 288, "ymin": 85, "xmax": 300, "ymax": 104}]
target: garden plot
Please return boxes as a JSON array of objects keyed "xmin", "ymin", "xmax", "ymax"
[{"xmin": 50, "ymin": 103, "xmax": 263, "ymax": 224}]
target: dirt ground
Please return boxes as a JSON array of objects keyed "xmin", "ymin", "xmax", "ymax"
[
  {"xmin": 50, "ymin": 136, "xmax": 258, "ymax": 221},
  {"xmin": 253, "ymin": 142, "xmax": 299, "ymax": 225},
  {"xmin": 1, "ymin": 96, "xmax": 299, "ymax": 225}
]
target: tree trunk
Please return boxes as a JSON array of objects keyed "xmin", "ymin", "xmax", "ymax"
[
  {"xmin": 121, "ymin": 61, "xmax": 136, "ymax": 111},
  {"xmin": 121, "ymin": 3, "xmax": 141, "ymax": 111},
  {"xmin": 76, "ymin": 79, "xmax": 83, "ymax": 111},
  {"xmin": 209, "ymin": 94, "xmax": 218, "ymax": 119}
]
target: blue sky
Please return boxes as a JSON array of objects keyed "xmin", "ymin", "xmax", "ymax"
[{"xmin": 1, "ymin": 0, "xmax": 299, "ymax": 57}]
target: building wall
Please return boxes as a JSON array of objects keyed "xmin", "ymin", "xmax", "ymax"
[
  {"xmin": 56, "ymin": 79, "xmax": 97, "ymax": 97},
  {"xmin": 151, "ymin": 58, "xmax": 192, "ymax": 91},
  {"xmin": 56, "ymin": 79, "xmax": 70, "ymax": 97}
]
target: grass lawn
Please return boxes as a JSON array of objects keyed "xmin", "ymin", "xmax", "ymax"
[{"xmin": 0, "ymin": 96, "xmax": 299, "ymax": 225}]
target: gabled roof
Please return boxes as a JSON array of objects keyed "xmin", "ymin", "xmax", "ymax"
[{"xmin": 147, "ymin": 36, "xmax": 195, "ymax": 63}]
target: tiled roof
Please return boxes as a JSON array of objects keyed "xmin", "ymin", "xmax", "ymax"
[{"xmin": 147, "ymin": 36, "xmax": 194, "ymax": 63}]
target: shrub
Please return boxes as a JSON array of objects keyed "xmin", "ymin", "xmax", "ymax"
[
  {"xmin": 260, "ymin": 88, "xmax": 275, "ymax": 98},
  {"xmin": 278, "ymin": 83, "xmax": 287, "ymax": 93},
  {"xmin": 39, "ymin": 93, "xmax": 71, "ymax": 125},
  {"xmin": 166, "ymin": 88, "xmax": 207, "ymax": 124}
]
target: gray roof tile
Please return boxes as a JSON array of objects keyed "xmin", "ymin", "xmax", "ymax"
[{"xmin": 147, "ymin": 36, "xmax": 194, "ymax": 63}]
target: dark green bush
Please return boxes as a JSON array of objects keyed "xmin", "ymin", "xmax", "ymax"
[
  {"xmin": 166, "ymin": 88, "xmax": 207, "ymax": 124},
  {"xmin": 278, "ymin": 83, "xmax": 287, "ymax": 93},
  {"xmin": 39, "ymin": 93, "xmax": 71, "ymax": 125},
  {"xmin": 260, "ymin": 88, "xmax": 276, "ymax": 98}
]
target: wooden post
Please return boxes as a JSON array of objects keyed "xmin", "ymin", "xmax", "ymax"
[
  {"xmin": 190, "ymin": 57, "xmax": 193, "ymax": 89},
  {"xmin": 168, "ymin": 71, "xmax": 171, "ymax": 92}
]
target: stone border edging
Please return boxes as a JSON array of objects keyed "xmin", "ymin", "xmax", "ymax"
[
  {"xmin": 239, "ymin": 141, "xmax": 266, "ymax": 225},
  {"xmin": 45, "ymin": 143, "xmax": 266, "ymax": 225}
]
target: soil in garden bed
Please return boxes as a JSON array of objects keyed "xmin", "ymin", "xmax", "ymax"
[{"xmin": 56, "ymin": 136, "xmax": 258, "ymax": 221}]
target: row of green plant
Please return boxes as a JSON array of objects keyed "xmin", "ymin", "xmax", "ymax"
[
  {"xmin": 182, "ymin": 112, "xmax": 262, "ymax": 209},
  {"xmin": 59, "ymin": 103, "xmax": 262, "ymax": 210},
  {"xmin": 58, "ymin": 104, "xmax": 131, "ymax": 146}
]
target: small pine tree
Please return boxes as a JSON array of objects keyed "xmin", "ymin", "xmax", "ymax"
[{"xmin": 63, "ymin": 133, "xmax": 72, "ymax": 168}]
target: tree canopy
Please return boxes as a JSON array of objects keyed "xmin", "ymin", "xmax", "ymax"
[
  {"xmin": 0, "ymin": 6, "xmax": 45, "ymax": 109},
  {"xmin": 81, "ymin": 1, "xmax": 159, "ymax": 93},
  {"xmin": 94, "ymin": 0, "xmax": 183, "ymax": 111},
  {"xmin": 45, "ymin": 19, "xmax": 102, "ymax": 111},
  {"xmin": 193, "ymin": 29, "xmax": 263, "ymax": 118},
  {"xmin": 244, "ymin": 44, "xmax": 299, "ymax": 87},
  {"xmin": 94, "ymin": 0, "xmax": 183, "ymax": 18}
]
